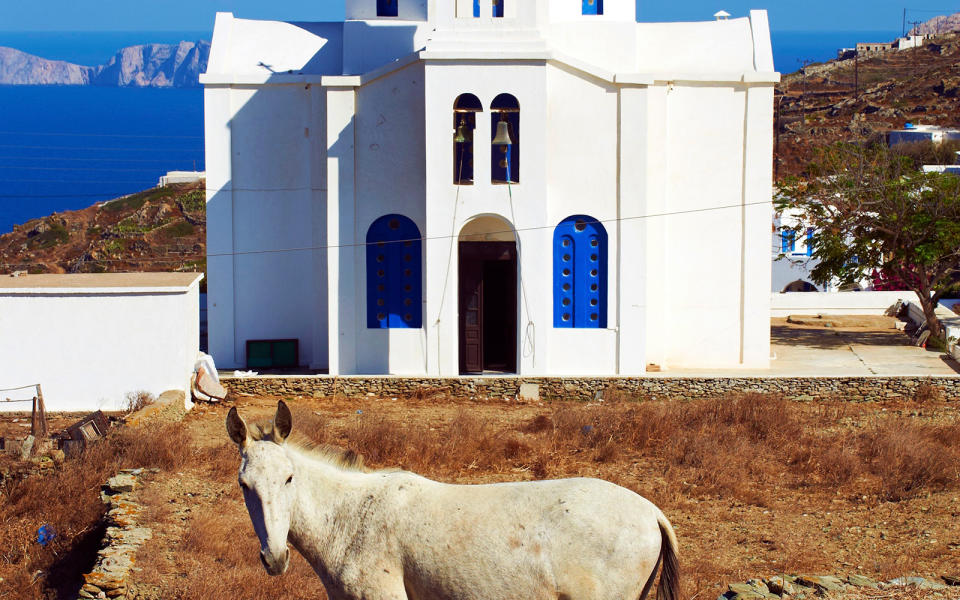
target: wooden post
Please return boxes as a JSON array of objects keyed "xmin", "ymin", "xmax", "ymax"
[{"xmin": 31, "ymin": 384, "xmax": 49, "ymax": 439}]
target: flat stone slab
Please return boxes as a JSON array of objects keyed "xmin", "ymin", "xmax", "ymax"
[
  {"xmin": 105, "ymin": 474, "xmax": 137, "ymax": 494},
  {"xmin": 846, "ymin": 574, "xmax": 879, "ymax": 588}
]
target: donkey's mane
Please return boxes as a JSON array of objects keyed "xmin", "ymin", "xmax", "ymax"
[{"xmin": 247, "ymin": 421, "xmax": 368, "ymax": 472}]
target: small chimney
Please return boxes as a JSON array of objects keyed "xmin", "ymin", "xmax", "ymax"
[{"xmin": 714, "ymin": 10, "xmax": 731, "ymax": 21}]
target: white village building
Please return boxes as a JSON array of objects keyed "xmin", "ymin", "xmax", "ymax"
[{"xmin": 201, "ymin": 0, "xmax": 778, "ymax": 376}]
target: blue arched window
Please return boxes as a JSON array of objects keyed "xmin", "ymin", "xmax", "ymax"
[
  {"xmin": 582, "ymin": 0, "xmax": 603, "ymax": 15},
  {"xmin": 377, "ymin": 0, "xmax": 399, "ymax": 17},
  {"xmin": 367, "ymin": 215, "xmax": 422, "ymax": 328},
  {"xmin": 554, "ymin": 215, "xmax": 607, "ymax": 328}
]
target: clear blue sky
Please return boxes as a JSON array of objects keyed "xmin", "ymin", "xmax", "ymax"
[{"xmin": 0, "ymin": 0, "xmax": 944, "ymax": 32}]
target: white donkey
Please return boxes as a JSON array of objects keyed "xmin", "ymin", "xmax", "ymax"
[{"xmin": 227, "ymin": 401, "xmax": 680, "ymax": 600}]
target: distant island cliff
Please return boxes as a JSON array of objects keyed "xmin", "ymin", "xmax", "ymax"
[{"xmin": 0, "ymin": 40, "xmax": 210, "ymax": 87}]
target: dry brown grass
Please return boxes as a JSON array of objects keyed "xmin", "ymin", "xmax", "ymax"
[
  {"xmin": 0, "ymin": 422, "xmax": 197, "ymax": 599},
  {"xmin": 7, "ymin": 394, "xmax": 960, "ymax": 600}
]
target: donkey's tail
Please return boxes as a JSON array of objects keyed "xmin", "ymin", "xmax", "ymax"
[{"xmin": 638, "ymin": 510, "xmax": 680, "ymax": 600}]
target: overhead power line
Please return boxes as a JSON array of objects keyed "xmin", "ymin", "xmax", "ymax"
[{"xmin": 0, "ymin": 198, "xmax": 774, "ymax": 268}]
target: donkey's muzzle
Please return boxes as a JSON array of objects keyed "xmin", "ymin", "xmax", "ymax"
[{"xmin": 260, "ymin": 547, "xmax": 290, "ymax": 576}]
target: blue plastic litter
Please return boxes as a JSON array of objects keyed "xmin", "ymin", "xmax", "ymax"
[
  {"xmin": 581, "ymin": 425, "xmax": 594, "ymax": 435},
  {"xmin": 36, "ymin": 525, "xmax": 55, "ymax": 547},
  {"xmin": 356, "ymin": 409, "xmax": 363, "ymax": 415}
]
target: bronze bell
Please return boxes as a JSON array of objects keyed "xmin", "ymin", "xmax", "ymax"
[
  {"xmin": 454, "ymin": 118, "xmax": 472, "ymax": 143},
  {"xmin": 492, "ymin": 119, "xmax": 513, "ymax": 146}
]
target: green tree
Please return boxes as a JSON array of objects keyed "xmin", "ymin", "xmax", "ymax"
[{"xmin": 777, "ymin": 142, "xmax": 960, "ymax": 338}]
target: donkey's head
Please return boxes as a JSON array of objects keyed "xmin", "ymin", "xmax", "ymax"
[{"xmin": 226, "ymin": 401, "xmax": 295, "ymax": 576}]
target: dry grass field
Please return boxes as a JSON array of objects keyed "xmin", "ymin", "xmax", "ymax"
[{"xmin": 2, "ymin": 392, "xmax": 959, "ymax": 599}]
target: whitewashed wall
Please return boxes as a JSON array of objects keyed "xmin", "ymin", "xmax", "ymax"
[
  {"xmin": 423, "ymin": 61, "xmax": 551, "ymax": 376},
  {"xmin": 0, "ymin": 283, "xmax": 200, "ymax": 412},
  {"xmin": 205, "ymin": 83, "xmax": 329, "ymax": 370}
]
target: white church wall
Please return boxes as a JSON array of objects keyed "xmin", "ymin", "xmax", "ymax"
[
  {"xmin": 652, "ymin": 83, "xmax": 754, "ymax": 369},
  {"xmin": 635, "ymin": 19, "xmax": 757, "ymax": 74},
  {"xmin": 342, "ymin": 21, "xmax": 432, "ymax": 75},
  {"xmin": 544, "ymin": 64, "xmax": 621, "ymax": 375},
  {"xmin": 547, "ymin": 23, "xmax": 638, "ymax": 73},
  {"xmin": 352, "ymin": 64, "xmax": 428, "ymax": 374},
  {"xmin": 207, "ymin": 84, "xmax": 325, "ymax": 369},
  {"xmin": 205, "ymin": 86, "xmax": 237, "ymax": 370},
  {"xmin": 423, "ymin": 61, "xmax": 550, "ymax": 376}
]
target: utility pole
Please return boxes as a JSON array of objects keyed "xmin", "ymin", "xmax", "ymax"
[
  {"xmin": 908, "ymin": 20, "xmax": 922, "ymax": 37},
  {"xmin": 799, "ymin": 58, "xmax": 814, "ymax": 125},
  {"xmin": 902, "ymin": 8, "xmax": 907, "ymax": 37},
  {"xmin": 854, "ymin": 52, "xmax": 859, "ymax": 99}
]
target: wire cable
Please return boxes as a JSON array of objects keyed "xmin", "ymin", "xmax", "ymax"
[{"xmin": 0, "ymin": 198, "xmax": 774, "ymax": 268}]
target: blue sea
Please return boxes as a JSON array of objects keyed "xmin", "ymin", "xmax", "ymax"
[
  {"xmin": 0, "ymin": 29, "xmax": 901, "ymax": 235},
  {"xmin": 0, "ymin": 31, "xmax": 207, "ymax": 235}
]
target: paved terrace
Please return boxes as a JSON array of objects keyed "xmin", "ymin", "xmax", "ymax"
[{"xmin": 663, "ymin": 317, "xmax": 960, "ymax": 377}]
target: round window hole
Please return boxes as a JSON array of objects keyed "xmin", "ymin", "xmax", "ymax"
[
  {"xmin": 590, "ymin": 284, "xmax": 598, "ymax": 291},
  {"xmin": 404, "ymin": 284, "xmax": 412, "ymax": 292},
  {"xmin": 562, "ymin": 269, "xmax": 571, "ymax": 277},
  {"xmin": 388, "ymin": 219, "xmax": 400, "ymax": 230},
  {"xmin": 562, "ymin": 254, "xmax": 571, "ymax": 262},
  {"xmin": 404, "ymin": 269, "xmax": 412, "ymax": 277},
  {"xmin": 562, "ymin": 239, "xmax": 571, "ymax": 247},
  {"xmin": 377, "ymin": 241, "xmax": 385, "ymax": 248},
  {"xmin": 590, "ymin": 313, "xmax": 598, "ymax": 321},
  {"xmin": 590, "ymin": 254, "xmax": 598, "ymax": 261},
  {"xmin": 404, "ymin": 255, "xmax": 412, "ymax": 262},
  {"xmin": 562, "ymin": 298, "xmax": 571, "ymax": 306},
  {"xmin": 404, "ymin": 298, "xmax": 412, "ymax": 306},
  {"xmin": 377, "ymin": 313, "xmax": 386, "ymax": 321},
  {"xmin": 376, "ymin": 255, "xmax": 385, "ymax": 263},
  {"xmin": 590, "ymin": 269, "xmax": 598, "ymax": 277},
  {"xmin": 377, "ymin": 299, "xmax": 385, "ymax": 306},
  {"xmin": 377, "ymin": 284, "xmax": 385, "ymax": 292},
  {"xmin": 575, "ymin": 220, "xmax": 587, "ymax": 232},
  {"xmin": 590, "ymin": 239, "xmax": 599, "ymax": 247},
  {"xmin": 590, "ymin": 298, "xmax": 598, "ymax": 306},
  {"xmin": 562, "ymin": 313, "xmax": 571, "ymax": 322},
  {"xmin": 562, "ymin": 283, "xmax": 571, "ymax": 292},
  {"xmin": 404, "ymin": 314, "xmax": 413, "ymax": 322},
  {"xmin": 377, "ymin": 269, "xmax": 385, "ymax": 277}
]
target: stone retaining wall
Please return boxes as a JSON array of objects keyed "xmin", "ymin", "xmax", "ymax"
[
  {"xmin": 223, "ymin": 375, "xmax": 960, "ymax": 402},
  {"xmin": 77, "ymin": 469, "xmax": 153, "ymax": 600}
]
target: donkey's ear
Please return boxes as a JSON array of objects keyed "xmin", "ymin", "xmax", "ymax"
[
  {"xmin": 274, "ymin": 400, "xmax": 292, "ymax": 444},
  {"xmin": 226, "ymin": 407, "xmax": 248, "ymax": 448}
]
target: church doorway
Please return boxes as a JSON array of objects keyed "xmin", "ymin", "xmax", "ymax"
[{"xmin": 458, "ymin": 217, "xmax": 517, "ymax": 374}]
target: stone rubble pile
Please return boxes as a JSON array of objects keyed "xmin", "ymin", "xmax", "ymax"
[
  {"xmin": 77, "ymin": 469, "xmax": 154, "ymax": 600},
  {"xmin": 721, "ymin": 573, "xmax": 960, "ymax": 600}
]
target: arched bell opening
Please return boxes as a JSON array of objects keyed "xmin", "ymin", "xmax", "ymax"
[
  {"xmin": 491, "ymin": 94, "xmax": 520, "ymax": 184},
  {"xmin": 453, "ymin": 94, "xmax": 482, "ymax": 185}
]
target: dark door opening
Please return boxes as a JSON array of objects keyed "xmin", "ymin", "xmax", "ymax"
[{"xmin": 458, "ymin": 241, "xmax": 517, "ymax": 374}]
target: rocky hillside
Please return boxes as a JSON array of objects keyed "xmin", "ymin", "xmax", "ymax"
[
  {"xmin": 0, "ymin": 41, "xmax": 209, "ymax": 87},
  {"xmin": 0, "ymin": 46, "xmax": 92, "ymax": 84},
  {"xmin": 0, "ymin": 184, "xmax": 206, "ymax": 277},
  {"xmin": 776, "ymin": 32, "xmax": 960, "ymax": 178},
  {"xmin": 912, "ymin": 12, "xmax": 960, "ymax": 35}
]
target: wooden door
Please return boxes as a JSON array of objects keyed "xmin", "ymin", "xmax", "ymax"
[{"xmin": 459, "ymin": 246, "xmax": 484, "ymax": 374}]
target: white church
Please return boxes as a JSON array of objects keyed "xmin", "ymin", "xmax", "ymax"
[{"xmin": 201, "ymin": 0, "xmax": 778, "ymax": 376}]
